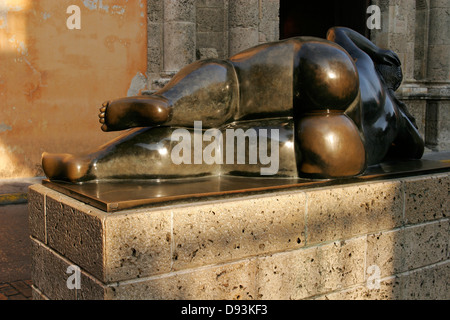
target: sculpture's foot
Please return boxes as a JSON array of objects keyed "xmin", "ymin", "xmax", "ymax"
[
  {"xmin": 42, "ymin": 152, "xmax": 93, "ymax": 183},
  {"xmin": 99, "ymin": 95, "xmax": 171, "ymax": 132}
]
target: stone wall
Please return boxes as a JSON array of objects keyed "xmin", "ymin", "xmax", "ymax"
[
  {"xmin": 147, "ymin": 0, "xmax": 280, "ymax": 90},
  {"xmin": 29, "ymin": 172, "xmax": 449, "ymax": 300},
  {"xmin": 0, "ymin": 0, "xmax": 147, "ymax": 179}
]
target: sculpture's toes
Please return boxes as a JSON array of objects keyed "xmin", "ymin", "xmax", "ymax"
[
  {"xmin": 99, "ymin": 101, "xmax": 109, "ymax": 132},
  {"xmin": 42, "ymin": 153, "xmax": 92, "ymax": 183}
]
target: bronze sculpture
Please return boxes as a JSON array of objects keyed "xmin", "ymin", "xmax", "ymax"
[{"xmin": 42, "ymin": 27, "xmax": 424, "ymax": 183}]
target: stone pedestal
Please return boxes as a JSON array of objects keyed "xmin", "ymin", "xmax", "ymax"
[{"xmin": 29, "ymin": 172, "xmax": 449, "ymax": 300}]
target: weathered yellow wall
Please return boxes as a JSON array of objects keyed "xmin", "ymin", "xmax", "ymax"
[{"xmin": 0, "ymin": 0, "xmax": 147, "ymax": 178}]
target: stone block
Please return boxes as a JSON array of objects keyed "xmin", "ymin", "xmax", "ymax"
[
  {"xmin": 164, "ymin": 0, "xmax": 196, "ymax": 22},
  {"xmin": 259, "ymin": 0, "xmax": 280, "ymax": 21},
  {"xmin": 366, "ymin": 230, "xmax": 404, "ymax": 277},
  {"xmin": 148, "ymin": 22, "xmax": 163, "ymax": 48},
  {"xmin": 436, "ymin": 101, "xmax": 450, "ymax": 150},
  {"xmin": 197, "ymin": 7, "xmax": 224, "ymax": 32},
  {"xmin": 401, "ymin": 262, "xmax": 450, "ymax": 300},
  {"xmin": 148, "ymin": 47, "xmax": 162, "ymax": 73},
  {"xmin": 306, "ymin": 181, "xmax": 403, "ymax": 245},
  {"xmin": 107, "ymin": 259, "xmax": 258, "ymax": 300},
  {"xmin": 228, "ymin": 27, "xmax": 259, "ymax": 56},
  {"xmin": 197, "ymin": 47, "xmax": 219, "ymax": 59},
  {"xmin": 147, "ymin": 0, "xmax": 164, "ymax": 23},
  {"xmin": 366, "ymin": 220, "xmax": 449, "ymax": 277},
  {"xmin": 45, "ymin": 192, "xmax": 105, "ymax": 281},
  {"xmin": 103, "ymin": 209, "xmax": 172, "ymax": 282},
  {"xmin": 31, "ymin": 286, "xmax": 48, "ymax": 300},
  {"xmin": 401, "ymin": 220, "xmax": 449, "ymax": 271},
  {"xmin": 205, "ymin": 0, "xmax": 224, "ymax": 8},
  {"xmin": 403, "ymin": 173, "xmax": 449, "ymax": 224},
  {"xmin": 197, "ymin": 32, "xmax": 226, "ymax": 58},
  {"xmin": 429, "ymin": 8, "xmax": 450, "ymax": 45},
  {"xmin": 78, "ymin": 270, "xmax": 108, "ymax": 300},
  {"xmin": 228, "ymin": 0, "xmax": 259, "ymax": 28},
  {"xmin": 28, "ymin": 185, "xmax": 47, "ymax": 244},
  {"xmin": 255, "ymin": 237, "xmax": 366, "ymax": 299},
  {"xmin": 164, "ymin": 21, "xmax": 196, "ymax": 72},
  {"xmin": 31, "ymin": 238, "xmax": 77, "ymax": 300},
  {"xmin": 172, "ymin": 193, "xmax": 306, "ymax": 271},
  {"xmin": 315, "ymin": 276, "xmax": 403, "ymax": 300},
  {"xmin": 258, "ymin": 20, "xmax": 279, "ymax": 43},
  {"xmin": 429, "ymin": 0, "xmax": 450, "ymax": 9},
  {"xmin": 427, "ymin": 45, "xmax": 450, "ymax": 80},
  {"xmin": 196, "ymin": 0, "xmax": 207, "ymax": 7}
]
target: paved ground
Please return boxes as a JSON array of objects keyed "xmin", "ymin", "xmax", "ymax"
[
  {"xmin": 0, "ymin": 178, "xmax": 41, "ymax": 301},
  {"xmin": 0, "ymin": 204, "xmax": 32, "ymax": 300},
  {"xmin": 0, "ymin": 280, "xmax": 32, "ymax": 300}
]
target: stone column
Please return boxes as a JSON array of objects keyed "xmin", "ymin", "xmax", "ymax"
[
  {"xmin": 388, "ymin": 1, "xmax": 415, "ymax": 81},
  {"xmin": 163, "ymin": 0, "xmax": 196, "ymax": 73},
  {"xmin": 426, "ymin": 0, "xmax": 450, "ymax": 81},
  {"xmin": 228, "ymin": 0, "xmax": 259, "ymax": 56},
  {"xmin": 258, "ymin": 0, "xmax": 280, "ymax": 44},
  {"xmin": 424, "ymin": 0, "xmax": 450, "ymax": 151},
  {"xmin": 196, "ymin": 0, "xmax": 228, "ymax": 59},
  {"xmin": 370, "ymin": 0, "xmax": 415, "ymax": 81},
  {"xmin": 147, "ymin": 0, "xmax": 165, "ymax": 89}
]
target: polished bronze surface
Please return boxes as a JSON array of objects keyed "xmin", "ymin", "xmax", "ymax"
[
  {"xmin": 42, "ymin": 27, "xmax": 425, "ymax": 183},
  {"xmin": 296, "ymin": 111, "xmax": 366, "ymax": 178},
  {"xmin": 43, "ymin": 158, "xmax": 450, "ymax": 212}
]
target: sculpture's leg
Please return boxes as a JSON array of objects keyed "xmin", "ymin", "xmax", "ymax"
[
  {"xmin": 42, "ymin": 152, "xmax": 96, "ymax": 183},
  {"xmin": 99, "ymin": 59, "xmax": 239, "ymax": 132},
  {"xmin": 42, "ymin": 127, "xmax": 220, "ymax": 183},
  {"xmin": 42, "ymin": 118, "xmax": 297, "ymax": 183}
]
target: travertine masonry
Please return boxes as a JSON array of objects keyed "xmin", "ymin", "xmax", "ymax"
[
  {"xmin": 29, "ymin": 172, "xmax": 450, "ymax": 300},
  {"xmin": 147, "ymin": 0, "xmax": 280, "ymax": 90}
]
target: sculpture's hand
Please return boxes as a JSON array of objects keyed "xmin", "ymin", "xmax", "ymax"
[{"xmin": 378, "ymin": 49, "xmax": 401, "ymax": 67}]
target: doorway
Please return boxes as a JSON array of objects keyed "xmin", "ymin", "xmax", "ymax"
[{"xmin": 280, "ymin": 0, "xmax": 371, "ymax": 40}]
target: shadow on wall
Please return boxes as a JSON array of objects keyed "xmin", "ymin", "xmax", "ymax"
[
  {"xmin": 104, "ymin": 181, "xmax": 430, "ymax": 299},
  {"xmin": 107, "ymin": 179, "xmax": 448, "ymax": 300},
  {"xmin": 0, "ymin": 0, "xmax": 147, "ymax": 179}
]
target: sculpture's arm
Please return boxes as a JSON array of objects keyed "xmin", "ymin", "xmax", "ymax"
[
  {"xmin": 327, "ymin": 27, "xmax": 400, "ymax": 67},
  {"xmin": 387, "ymin": 95, "xmax": 425, "ymax": 160}
]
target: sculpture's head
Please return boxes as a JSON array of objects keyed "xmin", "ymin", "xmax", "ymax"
[{"xmin": 376, "ymin": 61, "xmax": 403, "ymax": 91}]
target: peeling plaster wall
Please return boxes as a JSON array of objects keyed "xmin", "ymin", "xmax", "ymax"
[{"xmin": 0, "ymin": 0, "xmax": 147, "ymax": 178}]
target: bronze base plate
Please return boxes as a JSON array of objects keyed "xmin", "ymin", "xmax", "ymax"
[{"xmin": 42, "ymin": 157, "xmax": 450, "ymax": 212}]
